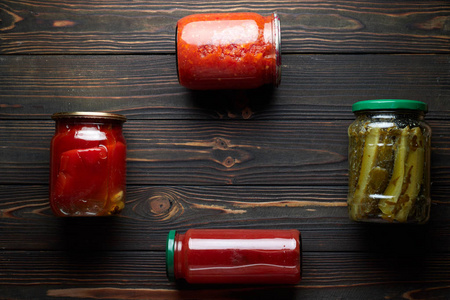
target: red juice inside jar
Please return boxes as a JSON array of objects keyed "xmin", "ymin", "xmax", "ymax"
[
  {"xmin": 176, "ymin": 12, "xmax": 281, "ymax": 90},
  {"xmin": 49, "ymin": 112, "xmax": 127, "ymax": 217},
  {"xmin": 166, "ymin": 229, "xmax": 301, "ymax": 284}
]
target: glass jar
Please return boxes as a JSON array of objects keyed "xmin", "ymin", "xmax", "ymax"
[
  {"xmin": 347, "ymin": 100, "xmax": 431, "ymax": 223},
  {"xmin": 50, "ymin": 112, "xmax": 127, "ymax": 217},
  {"xmin": 176, "ymin": 12, "xmax": 281, "ymax": 90},
  {"xmin": 166, "ymin": 229, "xmax": 301, "ymax": 284}
]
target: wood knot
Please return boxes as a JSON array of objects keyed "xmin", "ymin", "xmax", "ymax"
[
  {"xmin": 145, "ymin": 188, "xmax": 184, "ymax": 221},
  {"xmin": 242, "ymin": 107, "xmax": 253, "ymax": 119},
  {"xmin": 214, "ymin": 137, "xmax": 229, "ymax": 150},
  {"xmin": 223, "ymin": 156, "xmax": 236, "ymax": 168},
  {"xmin": 149, "ymin": 195, "xmax": 172, "ymax": 214}
]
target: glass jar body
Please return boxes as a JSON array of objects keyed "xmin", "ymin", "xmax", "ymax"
[
  {"xmin": 168, "ymin": 229, "xmax": 301, "ymax": 284},
  {"xmin": 176, "ymin": 12, "xmax": 281, "ymax": 90},
  {"xmin": 50, "ymin": 113, "xmax": 127, "ymax": 216},
  {"xmin": 347, "ymin": 110, "xmax": 431, "ymax": 223}
]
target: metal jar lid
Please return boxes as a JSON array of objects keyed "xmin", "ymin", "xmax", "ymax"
[
  {"xmin": 51, "ymin": 112, "xmax": 127, "ymax": 122},
  {"xmin": 166, "ymin": 230, "xmax": 177, "ymax": 282},
  {"xmin": 352, "ymin": 99, "xmax": 428, "ymax": 113}
]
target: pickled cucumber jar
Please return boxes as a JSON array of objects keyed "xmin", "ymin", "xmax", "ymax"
[{"xmin": 347, "ymin": 100, "xmax": 431, "ymax": 223}]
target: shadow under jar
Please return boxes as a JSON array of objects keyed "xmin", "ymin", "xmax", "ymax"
[
  {"xmin": 176, "ymin": 12, "xmax": 281, "ymax": 90},
  {"xmin": 50, "ymin": 112, "xmax": 127, "ymax": 217},
  {"xmin": 347, "ymin": 100, "xmax": 431, "ymax": 223}
]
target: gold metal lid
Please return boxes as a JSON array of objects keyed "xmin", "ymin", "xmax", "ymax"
[{"xmin": 51, "ymin": 112, "xmax": 127, "ymax": 122}]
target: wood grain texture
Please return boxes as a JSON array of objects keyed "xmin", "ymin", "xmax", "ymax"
[
  {"xmin": 0, "ymin": 1, "xmax": 449, "ymax": 54},
  {"xmin": 1, "ymin": 250, "xmax": 450, "ymax": 300},
  {"xmin": 1, "ymin": 1, "xmax": 450, "ymax": 299},
  {"xmin": 1, "ymin": 119, "xmax": 449, "ymax": 186},
  {"xmin": 0, "ymin": 185, "xmax": 449, "ymax": 252},
  {"xmin": 0, "ymin": 54, "xmax": 449, "ymax": 120}
]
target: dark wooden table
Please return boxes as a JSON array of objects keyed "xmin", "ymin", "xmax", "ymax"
[{"xmin": 1, "ymin": 1, "xmax": 449, "ymax": 299}]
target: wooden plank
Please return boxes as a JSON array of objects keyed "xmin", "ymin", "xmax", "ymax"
[
  {"xmin": 1, "ymin": 250, "xmax": 450, "ymax": 299},
  {"xmin": 0, "ymin": 185, "xmax": 449, "ymax": 252},
  {"xmin": 1, "ymin": 119, "xmax": 449, "ymax": 186},
  {"xmin": 1, "ymin": 1, "xmax": 448, "ymax": 300},
  {"xmin": 1, "ymin": 1, "xmax": 449, "ymax": 54},
  {"xmin": 0, "ymin": 54, "xmax": 449, "ymax": 120}
]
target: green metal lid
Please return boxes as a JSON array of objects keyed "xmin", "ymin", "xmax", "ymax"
[
  {"xmin": 352, "ymin": 99, "xmax": 428, "ymax": 113},
  {"xmin": 166, "ymin": 230, "xmax": 177, "ymax": 282}
]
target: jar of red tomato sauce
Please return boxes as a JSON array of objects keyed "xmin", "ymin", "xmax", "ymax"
[
  {"xmin": 176, "ymin": 12, "xmax": 281, "ymax": 90},
  {"xmin": 166, "ymin": 229, "xmax": 301, "ymax": 284},
  {"xmin": 50, "ymin": 112, "xmax": 127, "ymax": 217}
]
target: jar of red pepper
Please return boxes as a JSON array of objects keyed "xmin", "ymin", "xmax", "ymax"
[
  {"xmin": 176, "ymin": 12, "xmax": 281, "ymax": 90},
  {"xmin": 166, "ymin": 229, "xmax": 302, "ymax": 284},
  {"xmin": 50, "ymin": 112, "xmax": 127, "ymax": 217}
]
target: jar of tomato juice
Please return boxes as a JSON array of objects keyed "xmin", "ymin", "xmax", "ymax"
[
  {"xmin": 50, "ymin": 112, "xmax": 127, "ymax": 217},
  {"xmin": 176, "ymin": 12, "xmax": 281, "ymax": 90},
  {"xmin": 166, "ymin": 229, "xmax": 302, "ymax": 284}
]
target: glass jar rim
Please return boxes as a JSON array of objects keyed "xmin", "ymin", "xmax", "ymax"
[
  {"xmin": 51, "ymin": 112, "xmax": 127, "ymax": 122},
  {"xmin": 352, "ymin": 99, "xmax": 428, "ymax": 113},
  {"xmin": 272, "ymin": 12, "xmax": 281, "ymax": 87}
]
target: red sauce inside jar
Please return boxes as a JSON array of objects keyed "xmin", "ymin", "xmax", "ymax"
[
  {"xmin": 176, "ymin": 12, "xmax": 281, "ymax": 90},
  {"xmin": 50, "ymin": 112, "xmax": 127, "ymax": 216},
  {"xmin": 166, "ymin": 229, "xmax": 301, "ymax": 284}
]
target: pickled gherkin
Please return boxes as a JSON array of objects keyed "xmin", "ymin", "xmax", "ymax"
[
  {"xmin": 349, "ymin": 127, "xmax": 381, "ymax": 220},
  {"xmin": 348, "ymin": 100, "xmax": 431, "ymax": 224},
  {"xmin": 378, "ymin": 127, "xmax": 410, "ymax": 218}
]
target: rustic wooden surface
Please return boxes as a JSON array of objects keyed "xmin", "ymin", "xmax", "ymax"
[{"xmin": 1, "ymin": 1, "xmax": 450, "ymax": 299}]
